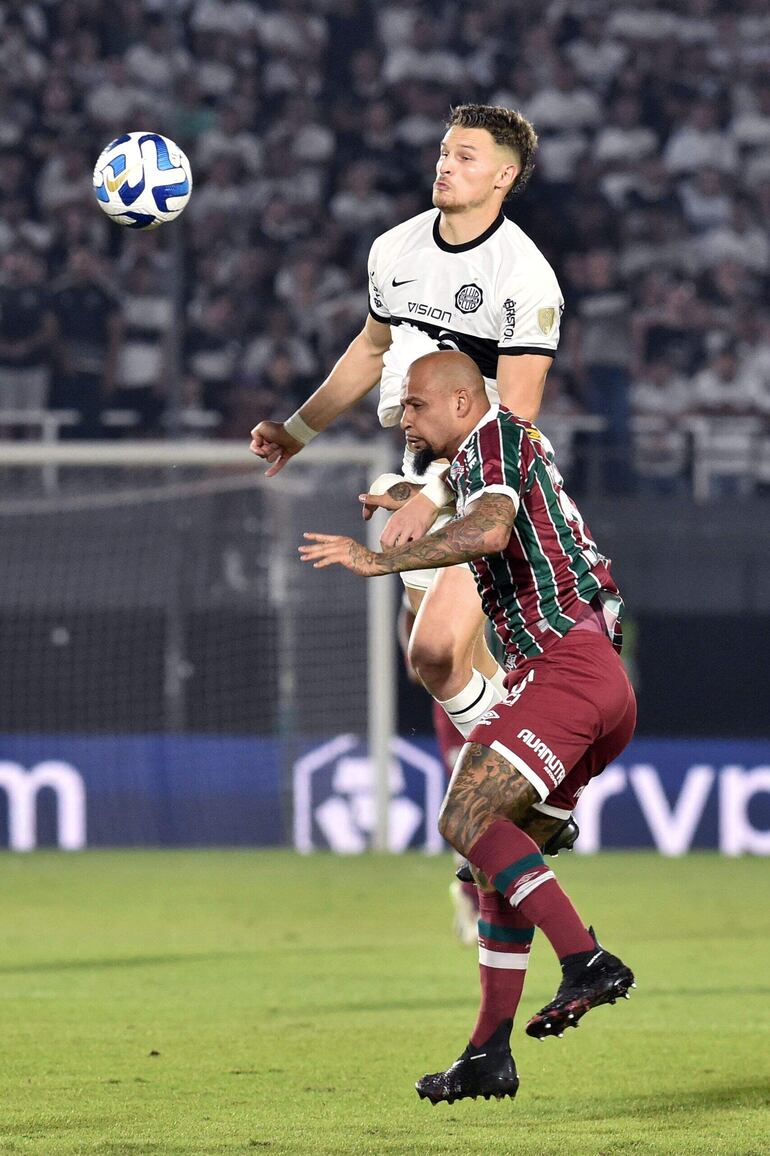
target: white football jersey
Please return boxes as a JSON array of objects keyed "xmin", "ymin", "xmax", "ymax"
[{"xmin": 368, "ymin": 208, "xmax": 564, "ymax": 428}]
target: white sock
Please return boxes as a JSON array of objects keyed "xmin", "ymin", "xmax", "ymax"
[
  {"xmin": 487, "ymin": 663, "xmax": 508, "ymax": 702},
  {"xmin": 438, "ymin": 670, "xmax": 498, "ymax": 739}
]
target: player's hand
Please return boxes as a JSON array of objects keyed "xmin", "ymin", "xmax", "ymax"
[
  {"xmin": 249, "ymin": 420, "xmax": 303, "ymax": 477},
  {"xmin": 380, "ymin": 492, "xmax": 440, "ymax": 548},
  {"xmin": 299, "ymin": 533, "xmax": 381, "ymax": 576},
  {"xmin": 358, "ymin": 480, "xmax": 420, "ymax": 521}
]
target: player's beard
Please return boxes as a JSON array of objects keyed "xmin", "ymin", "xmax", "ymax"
[{"xmin": 412, "ymin": 445, "xmax": 437, "ymax": 476}]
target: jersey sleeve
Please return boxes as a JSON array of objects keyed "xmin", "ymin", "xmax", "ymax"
[
  {"xmin": 367, "ymin": 236, "xmax": 390, "ymax": 324},
  {"xmin": 497, "ymin": 257, "xmax": 564, "ymax": 358},
  {"xmin": 462, "ymin": 418, "xmax": 527, "ymax": 517}
]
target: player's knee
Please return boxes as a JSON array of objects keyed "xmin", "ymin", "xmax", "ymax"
[{"xmin": 408, "ymin": 632, "xmax": 453, "ymax": 689}]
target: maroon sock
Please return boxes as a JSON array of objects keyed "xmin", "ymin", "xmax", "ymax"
[
  {"xmin": 471, "ymin": 890, "xmax": 533, "ymax": 1046},
  {"xmin": 460, "ymin": 879, "xmax": 480, "ymax": 912},
  {"xmin": 469, "ymin": 819, "xmax": 594, "ymax": 960}
]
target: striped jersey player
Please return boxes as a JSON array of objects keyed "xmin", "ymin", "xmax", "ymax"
[
  {"xmin": 301, "ymin": 350, "xmax": 637, "ymax": 1106},
  {"xmin": 447, "ymin": 404, "xmax": 623, "ymax": 670}
]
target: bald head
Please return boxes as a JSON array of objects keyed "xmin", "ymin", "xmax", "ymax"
[
  {"xmin": 406, "ymin": 350, "xmax": 487, "ymax": 399},
  {"xmin": 400, "ymin": 350, "xmax": 491, "ymax": 464}
]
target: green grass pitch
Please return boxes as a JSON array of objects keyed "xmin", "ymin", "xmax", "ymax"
[{"xmin": 0, "ymin": 850, "xmax": 768, "ymax": 1155}]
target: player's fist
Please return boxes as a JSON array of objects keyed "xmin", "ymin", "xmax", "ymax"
[{"xmin": 249, "ymin": 420, "xmax": 302, "ymax": 477}]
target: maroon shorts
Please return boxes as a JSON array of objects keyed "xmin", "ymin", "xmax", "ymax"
[{"xmin": 468, "ymin": 630, "xmax": 636, "ymax": 816}]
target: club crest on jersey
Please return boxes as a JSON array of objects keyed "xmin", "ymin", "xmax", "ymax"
[
  {"xmin": 538, "ymin": 307, "xmax": 556, "ymax": 335},
  {"xmin": 455, "ymin": 283, "xmax": 483, "ymax": 313}
]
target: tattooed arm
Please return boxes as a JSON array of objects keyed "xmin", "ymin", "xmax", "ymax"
[{"xmin": 299, "ymin": 493, "xmax": 516, "ymax": 577}]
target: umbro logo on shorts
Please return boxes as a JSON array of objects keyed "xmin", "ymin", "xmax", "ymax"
[{"xmin": 504, "ymin": 669, "xmax": 535, "ymax": 705}]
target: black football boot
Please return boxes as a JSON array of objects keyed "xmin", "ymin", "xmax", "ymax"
[
  {"xmin": 416, "ymin": 1020, "xmax": 519, "ymax": 1105},
  {"xmin": 525, "ymin": 927, "xmax": 636, "ymax": 1040}
]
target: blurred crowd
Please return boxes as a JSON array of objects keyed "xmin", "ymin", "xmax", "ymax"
[{"xmin": 0, "ymin": 0, "xmax": 769, "ymax": 495}]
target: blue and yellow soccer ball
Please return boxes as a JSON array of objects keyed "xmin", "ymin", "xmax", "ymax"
[{"xmin": 93, "ymin": 131, "xmax": 192, "ymax": 230}]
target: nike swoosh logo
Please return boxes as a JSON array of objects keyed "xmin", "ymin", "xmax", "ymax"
[{"xmin": 392, "ymin": 277, "xmax": 418, "ymax": 287}]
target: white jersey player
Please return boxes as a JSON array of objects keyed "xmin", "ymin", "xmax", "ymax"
[
  {"xmin": 369, "ymin": 206, "xmax": 561, "ymax": 437},
  {"xmin": 250, "ymin": 103, "xmax": 563, "ymax": 747}
]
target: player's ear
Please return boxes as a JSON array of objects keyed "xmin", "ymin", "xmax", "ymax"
[
  {"xmin": 455, "ymin": 388, "xmax": 470, "ymax": 417},
  {"xmin": 497, "ymin": 162, "xmax": 518, "ymax": 194}
]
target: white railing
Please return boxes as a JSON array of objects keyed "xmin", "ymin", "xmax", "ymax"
[{"xmin": 0, "ymin": 435, "xmax": 399, "ymax": 852}]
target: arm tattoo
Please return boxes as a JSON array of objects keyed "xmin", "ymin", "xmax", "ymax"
[
  {"xmin": 439, "ymin": 742, "xmax": 539, "ymax": 854},
  {"xmin": 371, "ymin": 493, "xmax": 515, "ymax": 575},
  {"xmin": 386, "ymin": 481, "xmax": 419, "ymax": 503}
]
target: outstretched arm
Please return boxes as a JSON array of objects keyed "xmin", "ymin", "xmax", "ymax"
[
  {"xmin": 249, "ymin": 314, "xmax": 392, "ymax": 476},
  {"xmin": 299, "ymin": 493, "xmax": 516, "ymax": 576}
]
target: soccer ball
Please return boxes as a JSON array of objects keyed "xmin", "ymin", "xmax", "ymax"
[{"xmin": 93, "ymin": 132, "xmax": 192, "ymax": 230}]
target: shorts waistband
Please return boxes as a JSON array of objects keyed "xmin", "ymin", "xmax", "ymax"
[{"xmin": 571, "ymin": 595, "xmax": 609, "ymax": 637}]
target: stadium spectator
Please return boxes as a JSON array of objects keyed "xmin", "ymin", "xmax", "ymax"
[
  {"xmin": 593, "ymin": 94, "xmax": 659, "ymax": 173},
  {"xmin": 49, "ymin": 245, "xmax": 123, "ymax": 438},
  {"xmin": 565, "ymin": 15, "xmax": 628, "ymax": 91},
  {"xmin": 111, "ymin": 258, "xmax": 172, "ymax": 434},
  {"xmin": 123, "ymin": 13, "xmax": 191, "ymax": 96},
  {"xmin": 383, "ymin": 16, "xmax": 467, "ymax": 87},
  {"xmin": 37, "ymin": 140, "xmax": 96, "ymax": 216},
  {"xmin": 196, "ymin": 101, "xmax": 263, "ymax": 175},
  {"xmin": 695, "ymin": 193, "xmax": 770, "ymax": 272},
  {"xmin": 0, "ymin": 247, "xmax": 56, "ymax": 431},
  {"xmin": 629, "ymin": 356, "xmax": 692, "ymax": 495},
  {"xmin": 185, "ymin": 294, "xmax": 241, "ymax": 418},
  {"xmin": 274, "ymin": 251, "xmax": 350, "ymax": 341},
  {"xmin": 83, "ymin": 54, "xmax": 151, "ymax": 128},
  {"xmin": 190, "ymin": 0, "xmax": 261, "ymax": 41},
  {"xmin": 566, "ymin": 248, "xmax": 632, "ymax": 489},
  {"xmin": 535, "ymin": 369, "xmax": 589, "ymax": 481},
  {"xmin": 730, "ymin": 78, "xmax": 770, "ymax": 151},
  {"xmin": 689, "ymin": 340, "xmax": 765, "ymax": 497},
  {"xmin": 526, "ymin": 60, "xmax": 602, "ymax": 133},
  {"xmin": 240, "ymin": 305, "xmax": 317, "ymax": 384},
  {"xmin": 0, "ymin": 195, "xmax": 52, "ymax": 257},
  {"xmin": 691, "ymin": 341, "xmax": 765, "ymax": 416},
  {"xmin": 330, "ymin": 161, "xmax": 395, "ymax": 234},
  {"xmin": 679, "ymin": 166, "xmax": 733, "ymax": 233},
  {"xmin": 663, "ymin": 98, "xmax": 738, "ymax": 175},
  {"xmin": 631, "ymin": 274, "xmax": 712, "ymax": 376}
]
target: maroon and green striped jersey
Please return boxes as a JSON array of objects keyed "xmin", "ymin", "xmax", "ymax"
[{"xmin": 447, "ymin": 404, "xmax": 624, "ymax": 670}]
